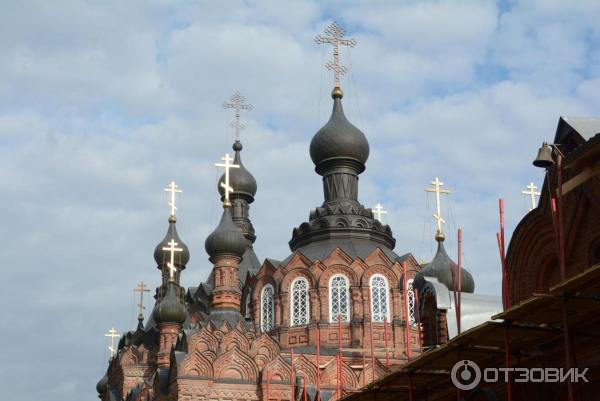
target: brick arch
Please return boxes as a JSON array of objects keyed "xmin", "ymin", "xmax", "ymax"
[
  {"xmin": 536, "ymin": 254, "xmax": 560, "ymax": 293},
  {"xmin": 263, "ymin": 355, "xmax": 292, "ymax": 382},
  {"xmin": 188, "ymin": 327, "xmax": 218, "ymax": 354},
  {"xmin": 293, "ymin": 354, "xmax": 319, "ymax": 386},
  {"xmin": 249, "ymin": 333, "xmax": 280, "ymax": 369},
  {"xmin": 219, "ymin": 328, "xmax": 250, "ymax": 353},
  {"xmin": 317, "ymin": 264, "xmax": 359, "ymax": 288},
  {"xmin": 213, "ymin": 347, "xmax": 258, "ymax": 382},
  {"xmin": 120, "ymin": 346, "xmax": 141, "ymax": 367},
  {"xmin": 360, "ymin": 265, "xmax": 399, "ymax": 288},
  {"xmin": 179, "ymin": 350, "xmax": 214, "ymax": 378},
  {"xmin": 321, "ymin": 358, "xmax": 358, "ymax": 388},
  {"xmin": 280, "ymin": 268, "xmax": 317, "ymax": 293},
  {"xmin": 254, "ymin": 276, "xmax": 278, "ymax": 309},
  {"xmin": 358, "ymin": 358, "xmax": 388, "ymax": 384}
]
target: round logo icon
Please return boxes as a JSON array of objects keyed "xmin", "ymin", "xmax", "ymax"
[{"xmin": 451, "ymin": 360, "xmax": 481, "ymax": 391}]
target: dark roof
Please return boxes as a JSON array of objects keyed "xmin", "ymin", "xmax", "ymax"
[
  {"xmin": 237, "ymin": 246, "xmax": 261, "ymax": 286},
  {"xmin": 413, "ymin": 236, "xmax": 475, "ymax": 293},
  {"xmin": 310, "ymin": 93, "xmax": 369, "ymax": 170},
  {"xmin": 218, "ymin": 140, "xmax": 257, "ymax": 200},
  {"xmin": 556, "ymin": 116, "xmax": 600, "ymax": 143},
  {"xmin": 284, "ymin": 238, "xmax": 400, "ymax": 265},
  {"xmin": 152, "ymin": 282, "xmax": 187, "ymax": 325},
  {"xmin": 205, "ymin": 207, "xmax": 247, "ymax": 259},
  {"xmin": 154, "ymin": 216, "xmax": 190, "ymax": 269}
]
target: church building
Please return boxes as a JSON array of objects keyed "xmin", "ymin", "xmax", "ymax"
[{"xmin": 96, "ymin": 23, "xmax": 490, "ymax": 401}]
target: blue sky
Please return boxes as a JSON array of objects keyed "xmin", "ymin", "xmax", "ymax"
[{"xmin": 1, "ymin": 1, "xmax": 600, "ymax": 400}]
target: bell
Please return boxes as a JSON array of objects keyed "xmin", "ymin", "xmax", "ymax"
[{"xmin": 533, "ymin": 143, "xmax": 554, "ymax": 168}]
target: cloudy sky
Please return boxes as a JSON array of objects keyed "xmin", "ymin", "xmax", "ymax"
[{"xmin": 2, "ymin": 0, "xmax": 600, "ymax": 399}]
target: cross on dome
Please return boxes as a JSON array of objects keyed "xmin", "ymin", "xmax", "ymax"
[
  {"xmin": 215, "ymin": 153, "xmax": 240, "ymax": 206},
  {"xmin": 134, "ymin": 281, "xmax": 150, "ymax": 319},
  {"xmin": 315, "ymin": 22, "xmax": 357, "ymax": 93},
  {"xmin": 425, "ymin": 177, "xmax": 451, "ymax": 235},
  {"xmin": 373, "ymin": 203, "xmax": 388, "ymax": 222},
  {"xmin": 164, "ymin": 181, "xmax": 182, "ymax": 217},
  {"xmin": 104, "ymin": 327, "xmax": 120, "ymax": 359},
  {"xmin": 522, "ymin": 182, "xmax": 541, "ymax": 211},
  {"xmin": 162, "ymin": 239, "xmax": 183, "ymax": 281},
  {"xmin": 223, "ymin": 91, "xmax": 253, "ymax": 141}
]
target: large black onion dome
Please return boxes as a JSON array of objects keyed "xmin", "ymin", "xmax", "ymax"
[
  {"xmin": 152, "ymin": 282, "xmax": 187, "ymax": 325},
  {"xmin": 414, "ymin": 234, "xmax": 475, "ymax": 293},
  {"xmin": 218, "ymin": 141, "xmax": 257, "ymax": 200},
  {"xmin": 205, "ymin": 207, "xmax": 247, "ymax": 260},
  {"xmin": 310, "ymin": 94, "xmax": 370, "ymax": 174},
  {"xmin": 154, "ymin": 216, "xmax": 190, "ymax": 269},
  {"xmin": 96, "ymin": 373, "xmax": 108, "ymax": 395}
]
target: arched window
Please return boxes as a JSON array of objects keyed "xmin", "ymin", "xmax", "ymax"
[
  {"xmin": 245, "ymin": 293, "xmax": 252, "ymax": 319},
  {"xmin": 290, "ymin": 278, "xmax": 309, "ymax": 326},
  {"xmin": 329, "ymin": 275, "xmax": 350, "ymax": 322},
  {"xmin": 406, "ymin": 279, "xmax": 416, "ymax": 326},
  {"xmin": 370, "ymin": 274, "xmax": 390, "ymax": 322},
  {"xmin": 260, "ymin": 285, "xmax": 274, "ymax": 332}
]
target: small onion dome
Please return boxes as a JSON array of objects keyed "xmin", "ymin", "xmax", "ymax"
[
  {"xmin": 309, "ymin": 92, "xmax": 370, "ymax": 174},
  {"xmin": 218, "ymin": 141, "xmax": 257, "ymax": 200},
  {"xmin": 96, "ymin": 373, "xmax": 108, "ymax": 395},
  {"xmin": 414, "ymin": 233, "xmax": 475, "ymax": 293},
  {"xmin": 154, "ymin": 216, "xmax": 190, "ymax": 270},
  {"xmin": 152, "ymin": 282, "xmax": 187, "ymax": 325},
  {"xmin": 205, "ymin": 207, "xmax": 247, "ymax": 260}
]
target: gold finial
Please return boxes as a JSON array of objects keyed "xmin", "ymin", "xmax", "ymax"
[
  {"xmin": 373, "ymin": 203, "xmax": 388, "ymax": 223},
  {"xmin": 162, "ymin": 239, "xmax": 183, "ymax": 282},
  {"xmin": 425, "ymin": 177, "xmax": 451, "ymax": 235},
  {"xmin": 522, "ymin": 181, "xmax": 540, "ymax": 211},
  {"xmin": 215, "ymin": 153, "xmax": 240, "ymax": 207},
  {"xmin": 134, "ymin": 281, "xmax": 151, "ymax": 320},
  {"xmin": 164, "ymin": 181, "xmax": 182, "ymax": 218},
  {"xmin": 104, "ymin": 327, "xmax": 120, "ymax": 359},
  {"xmin": 223, "ymin": 91, "xmax": 253, "ymax": 141},
  {"xmin": 314, "ymin": 22, "xmax": 357, "ymax": 95}
]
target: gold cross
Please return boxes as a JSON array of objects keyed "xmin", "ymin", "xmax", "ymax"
[
  {"xmin": 223, "ymin": 91, "xmax": 253, "ymax": 141},
  {"xmin": 373, "ymin": 203, "xmax": 388, "ymax": 222},
  {"xmin": 104, "ymin": 327, "xmax": 120, "ymax": 359},
  {"xmin": 164, "ymin": 181, "xmax": 182, "ymax": 217},
  {"xmin": 134, "ymin": 281, "xmax": 150, "ymax": 319},
  {"xmin": 315, "ymin": 22, "xmax": 357, "ymax": 90},
  {"xmin": 162, "ymin": 239, "xmax": 183, "ymax": 281},
  {"xmin": 522, "ymin": 181, "xmax": 540, "ymax": 211},
  {"xmin": 425, "ymin": 177, "xmax": 451, "ymax": 234},
  {"xmin": 215, "ymin": 153, "xmax": 240, "ymax": 206}
]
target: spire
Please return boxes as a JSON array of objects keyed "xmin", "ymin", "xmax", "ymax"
[
  {"xmin": 289, "ymin": 23, "xmax": 395, "ymax": 254},
  {"xmin": 415, "ymin": 177, "xmax": 475, "ymax": 293},
  {"xmin": 154, "ymin": 182, "xmax": 190, "ymax": 285},
  {"xmin": 134, "ymin": 281, "xmax": 150, "ymax": 327}
]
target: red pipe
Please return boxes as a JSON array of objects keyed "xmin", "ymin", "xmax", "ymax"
[
  {"xmin": 338, "ymin": 315, "xmax": 342, "ymax": 399},
  {"xmin": 368, "ymin": 287, "xmax": 375, "ymax": 382},
  {"xmin": 557, "ymin": 155, "xmax": 566, "ymax": 280},
  {"xmin": 403, "ymin": 262, "xmax": 412, "ymax": 361},
  {"xmin": 291, "ymin": 349, "xmax": 295, "ymax": 401},
  {"xmin": 498, "ymin": 199, "xmax": 511, "ymax": 309},
  {"xmin": 384, "ymin": 316, "xmax": 389, "ymax": 370},
  {"xmin": 316, "ymin": 328, "xmax": 321, "ymax": 401}
]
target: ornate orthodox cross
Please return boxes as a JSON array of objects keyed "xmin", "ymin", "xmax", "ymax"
[
  {"xmin": 134, "ymin": 281, "xmax": 150, "ymax": 319},
  {"xmin": 215, "ymin": 153, "xmax": 239, "ymax": 206},
  {"xmin": 522, "ymin": 182, "xmax": 540, "ymax": 211},
  {"xmin": 425, "ymin": 177, "xmax": 451, "ymax": 234},
  {"xmin": 223, "ymin": 91, "xmax": 253, "ymax": 141},
  {"xmin": 315, "ymin": 22, "xmax": 357, "ymax": 89},
  {"xmin": 373, "ymin": 203, "xmax": 388, "ymax": 222},
  {"xmin": 164, "ymin": 181, "xmax": 182, "ymax": 217},
  {"xmin": 162, "ymin": 239, "xmax": 183, "ymax": 281},
  {"xmin": 104, "ymin": 327, "xmax": 120, "ymax": 359}
]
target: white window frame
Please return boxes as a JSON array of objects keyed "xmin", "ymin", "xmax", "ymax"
[
  {"xmin": 406, "ymin": 278, "xmax": 416, "ymax": 326},
  {"xmin": 370, "ymin": 274, "xmax": 391, "ymax": 322},
  {"xmin": 329, "ymin": 274, "xmax": 350, "ymax": 323},
  {"xmin": 260, "ymin": 284, "xmax": 275, "ymax": 332},
  {"xmin": 290, "ymin": 277, "xmax": 310, "ymax": 326}
]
